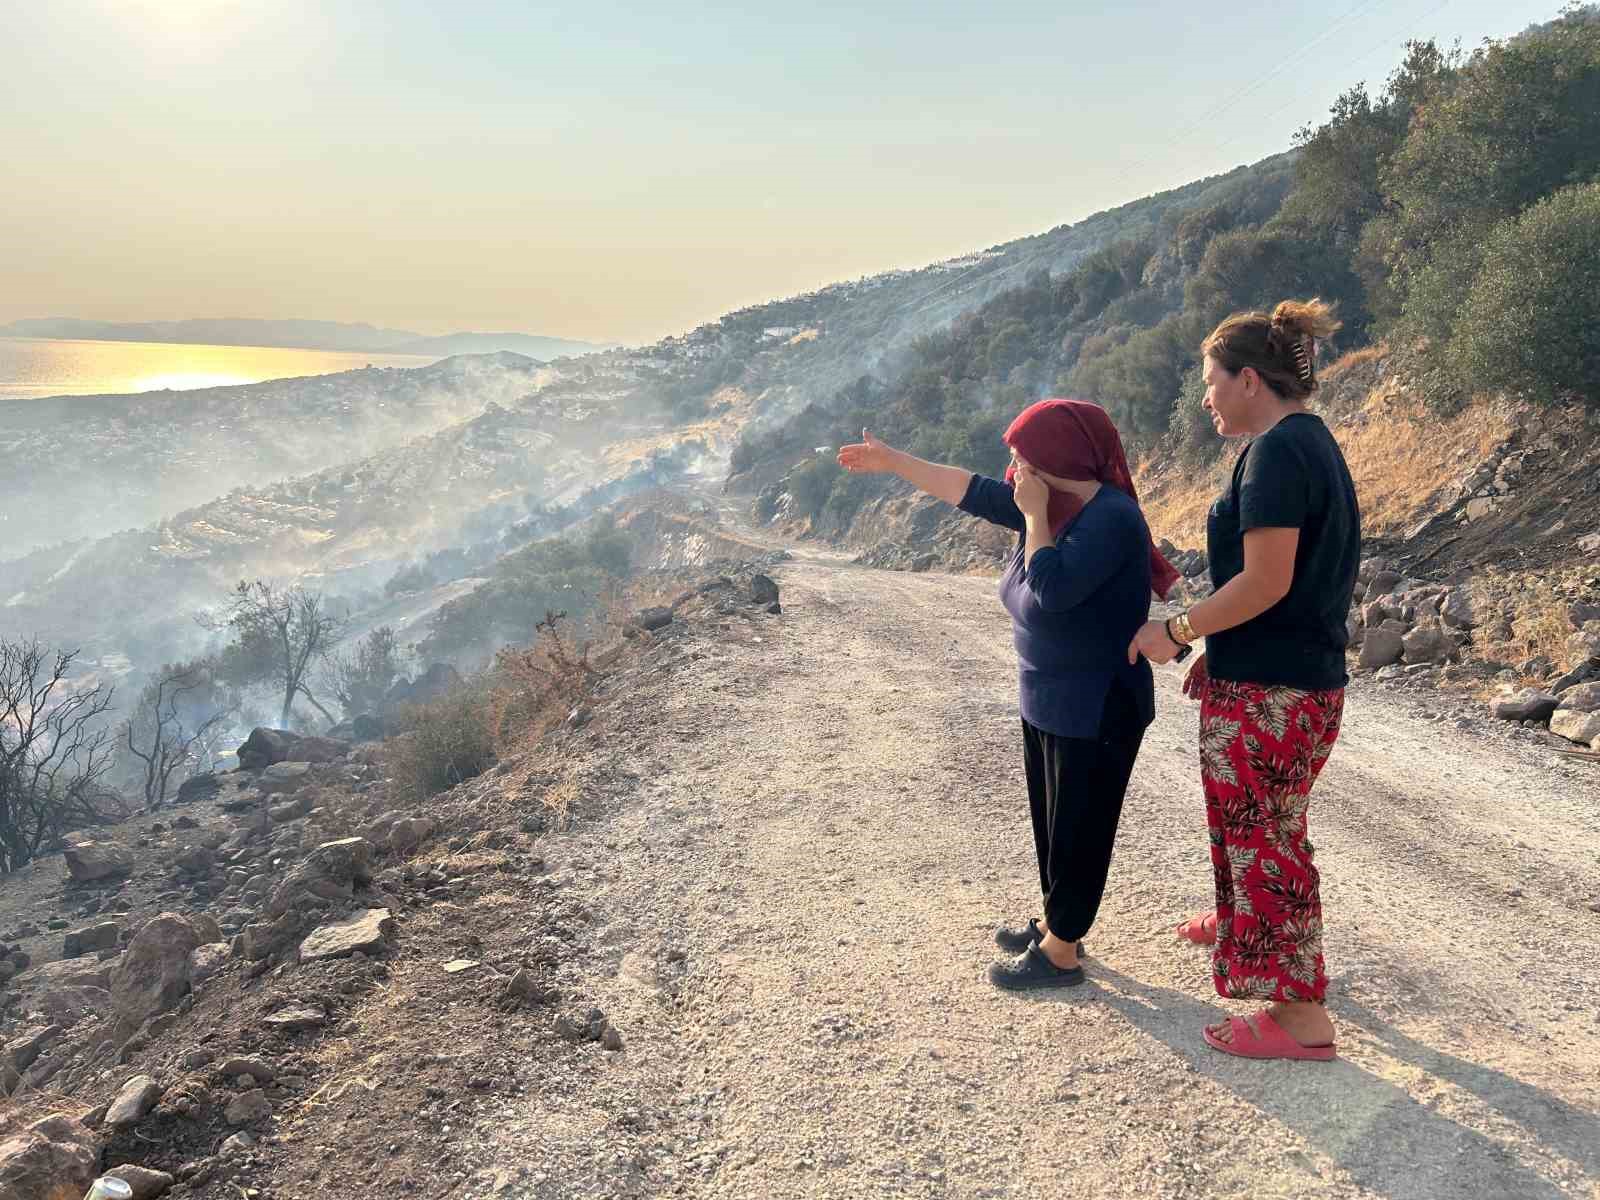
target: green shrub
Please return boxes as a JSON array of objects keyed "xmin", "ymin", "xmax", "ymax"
[{"xmin": 1446, "ymin": 182, "xmax": 1600, "ymax": 405}]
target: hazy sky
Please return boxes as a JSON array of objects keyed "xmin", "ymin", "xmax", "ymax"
[{"xmin": 2, "ymin": 0, "xmax": 1565, "ymax": 345}]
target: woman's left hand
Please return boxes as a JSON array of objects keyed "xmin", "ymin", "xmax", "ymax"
[
  {"xmin": 1012, "ymin": 464, "xmax": 1049, "ymax": 519},
  {"xmin": 1128, "ymin": 619, "xmax": 1182, "ymax": 665}
]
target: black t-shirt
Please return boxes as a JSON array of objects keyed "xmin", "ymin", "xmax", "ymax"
[{"xmin": 1205, "ymin": 413, "xmax": 1361, "ymax": 689}]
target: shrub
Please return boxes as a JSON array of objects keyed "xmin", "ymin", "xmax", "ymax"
[
  {"xmin": 382, "ymin": 680, "xmax": 497, "ymax": 803},
  {"xmin": 1446, "ymin": 182, "xmax": 1600, "ymax": 406}
]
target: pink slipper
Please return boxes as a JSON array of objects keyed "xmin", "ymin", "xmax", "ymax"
[
  {"xmin": 1202, "ymin": 1011, "xmax": 1336, "ymax": 1061},
  {"xmin": 1175, "ymin": 910, "xmax": 1217, "ymax": 946}
]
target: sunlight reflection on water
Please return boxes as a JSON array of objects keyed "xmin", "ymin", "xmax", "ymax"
[{"xmin": 0, "ymin": 336, "xmax": 435, "ymax": 399}]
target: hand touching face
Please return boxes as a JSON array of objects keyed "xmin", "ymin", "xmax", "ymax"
[{"xmin": 1011, "ymin": 462, "xmax": 1049, "ymax": 518}]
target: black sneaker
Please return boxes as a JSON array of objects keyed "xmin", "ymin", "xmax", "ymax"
[
  {"xmin": 993, "ymin": 918, "xmax": 1084, "ymax": 958},
  {"xmin": 987, "ymin": 943, "xmax": 1086, "ymax": 992}
]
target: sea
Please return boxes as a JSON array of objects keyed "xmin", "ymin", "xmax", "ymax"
[{"xmin": 0, "ymin": 335, "xmax": 438, "ymax": 401}]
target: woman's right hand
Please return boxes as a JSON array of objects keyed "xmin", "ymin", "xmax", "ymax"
[
  {"xmin": 837, "ymin": 429, "xmax": 898, "ymax": 475},
  {"xmin": 1181, "ymin": 652, "xmax": 1209, "ymax": 701}
]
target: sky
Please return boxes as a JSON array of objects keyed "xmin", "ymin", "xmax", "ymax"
[{"xmin": 1, "ymin": 0, "xmax": 1567, "ymax": 346}]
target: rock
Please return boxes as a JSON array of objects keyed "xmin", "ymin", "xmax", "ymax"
[
  {"xmin": 175, "ymin": 844, "xmax": 215, "ymax": 874},
  {"xmin": 224, "ymin": 1089, "xmax": 273, "ymax": 1126},
  {"xmin": 107, "ymin": 1074, "xmax": 163, "ymax": 1128},
  {"xmin": 219, "ymin": 1131, "xmax": 257, "ymax": 1156},
  {"xmin": 262, "ymin": 1007, "xmax": 325, "ymax": 1033},
  {"xmin": 1555, "ymin": 681, "xmax": 1600, "ymax": 713},
  {"xmin": 1550, "ymin": 684, "xmax": 1600, "ymax": 746},
  {"xmin": 269, "ymin": 795, "xmax": 313, "ymax": 822},
  {"xmin": 1550, "ymin": 662, "xmax": 1598, "ymax": 695},
  {"xmin": 442, "ymin": 958, "xmax": 479, "ymax": 974},
  {"xmin": 109, "ymin": 914, "xmax": 204, "ymax": 1029},
  {"xmin": 283, "ymin": 736, "xmax": 348, "ymax": 764},
  {"xmin": 62, "ymin": 921, "xmax": 121, "ymax": 960},
  {"xmin": 62, "ymin": 842, "xmax": 133, "ymax": 882},
  {"xmin": 1346, "ymin": 615, "xmax": 1364, "ymax": 647},
  {"xmin": 1364, "ymin": 570, "xmax": 1402, "ymax": 602},
  {"xmin": 219, "ymin": 1056, "xmax": 275, "ymax": 1083},
  {"xmin": 554, "ymin": 1013, "xmax": 587, "ymax": 1043},
  {"xmin": 750, "ymin": 574, "xmax": 780, "ymax": 606},
  {"xmin": 635, "ymin": 606, "xmax": 673, "ymax": 632},
  {"xmin": 236, "ymin": 728, "xmax": 297, "ymax": 770},
  {"xmin": 174, "ymin": 773, "xmax": 222, "ymax": 805},
  {"xmin": 765, "ymin": 602, "xmax": 782, "ymax": 615},
  {"xmin": 187, "ymin": 942, "xmax": 230, "ymax": 988},
  {"xmin": 1359, "ymin": 627, "xmax": 1404, "ymax": 670},
  {"xmin": 182, "ymin": 1048, "xmax": 215, "ymax": 1069},
  {"xmin": 1401, "ymin": 621, "xmax": 1453, "ymax": 665},
  {"xmin": 1569, "ymin": 600, "xmax": 1600, "ymax": 627},
  {"xmin": 1441, "ymin": 589, "xmax": 1477, "ymax": 630},
  {"xmin": 264, "ymin": 837, "xmax": 375, "ymax": 922},
  {"xmin": 259, "ymin": 762, "xmax": 314, "ymax": 795},
  {"xmin": 1489, "ymin": 689, "xmax": 1561, "ymax": 722},
  {"xmin": 0, "ymin": 1116, "xmax": 100, "ymax": 1200},
  {"xmin": 104, "ymin": 1164, "xmax": 175, "ymax": 1200},
  {"xmin": 503, "ymin": 969, "xmax": 547, "ymax": 1004},
  {"xmin": 5, "ymin": 1025, "xmax": 63, "ymax": 1075},
  {"xmin": 299, "ymin": 909, "xmax": 394, "ymax": 961},
  {"xmin": 387, "ymin": 817, "xmax": 436, "ymax": 854},
  {"xmin": 601, "ymin": 1024, "xmax": 624, "ymax": 1051},
  {"xmin": 382, "ymin": 663, "xmax": 462, "ymax": 715},
  {"xmin": 1569, "ymin": 627, "xmax": 1600, "ymax": 665}
]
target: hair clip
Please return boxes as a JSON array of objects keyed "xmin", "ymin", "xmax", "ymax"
[{"xmin": 1291, "ymin": 338, "xmax": 1313, "ymax": 383}]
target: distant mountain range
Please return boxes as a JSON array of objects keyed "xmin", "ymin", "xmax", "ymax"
[{"xmin": 0, "ymin": 316, "xmax": 613, "ymax": 360}]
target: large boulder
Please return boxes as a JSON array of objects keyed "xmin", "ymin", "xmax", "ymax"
[
  {"xmin": 0, "ymin": 1113, "xmax": 100, "ymax": 1200},
  {"xmin": 750, "ymin": 574, "xmax": 780, "ymax": 606},
  {"xmin": 1359, "ymin": 626, "xmax": 1404, "ymax": 670},
  {"xmin": 108, "ymin": 914, "xmax": 204, "ymax": 1029},
  {"xmin": 1401, "ymin": 621, "xmax": 1455, "ymax": 665},
  {"xmin": 62, "ymin": 842, "xmax": 133, "ymax": 882},
  {"xmin": 236, "ymin": 728, "xmax": 297, "ymax": 770}
]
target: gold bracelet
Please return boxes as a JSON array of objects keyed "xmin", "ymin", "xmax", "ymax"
[{"xmin": 1172, "ymin": 609, "xmax": 1199, "ymax": 644}]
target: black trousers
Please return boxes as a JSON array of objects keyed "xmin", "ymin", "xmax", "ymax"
[{"xmin": 1021, "ymin": 680, "xmax": 1146, "ymax": 943}]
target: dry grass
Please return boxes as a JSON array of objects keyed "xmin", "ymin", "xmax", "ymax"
[
  {"xmin": 1334, "ymin": 381, "xmax": 1514, "ymax": 537},
  {"xmin": 1321, "ymin": 342, "xmax": 1389, "ymax": 380},
  {"xmin": 1138, "ymin": 374, "xmax": 1516, "ymax": 548},
  {"xmin": 1134, "ymin": 452, "xmax": 1234, "ymax": 550}
]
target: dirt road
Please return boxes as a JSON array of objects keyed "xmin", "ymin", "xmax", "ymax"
[{"xmin": 478, "ymin": 545, "xmax": 1600, "ymax": 1199}]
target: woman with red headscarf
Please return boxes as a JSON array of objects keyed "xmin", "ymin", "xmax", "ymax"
[{"xmin": 838, "ymin": 400, "xmax": 1179, "ymax": 991}]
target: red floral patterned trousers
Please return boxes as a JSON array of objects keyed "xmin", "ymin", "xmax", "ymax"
[{"xmin": 1199, "ymin": 678, "xmax": 1344, "ymax": 1004}]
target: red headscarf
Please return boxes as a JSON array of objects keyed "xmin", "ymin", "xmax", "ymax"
[{"xmin": 1002, "ymin": 398, "xmax": 1181, "ymax": 600}]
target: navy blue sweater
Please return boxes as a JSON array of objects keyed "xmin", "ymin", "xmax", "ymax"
[{"xmin": 959, "ymin": 474, "xmax": 1156, "ymax": 739}]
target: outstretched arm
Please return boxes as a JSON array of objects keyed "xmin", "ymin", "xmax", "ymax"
[{"xmin": 837, "ymin": 429, "xmax": 971, "ymax": 505}]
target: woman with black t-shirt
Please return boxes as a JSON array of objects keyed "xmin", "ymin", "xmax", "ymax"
[{"xmin": 1129, "ymin": 298, "xmax": 1360, "ymax": 1062}]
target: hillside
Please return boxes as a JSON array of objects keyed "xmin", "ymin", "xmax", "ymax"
[{"xmin": 0, "ymin": 353, "xmax": 549, "ymax": 556}]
